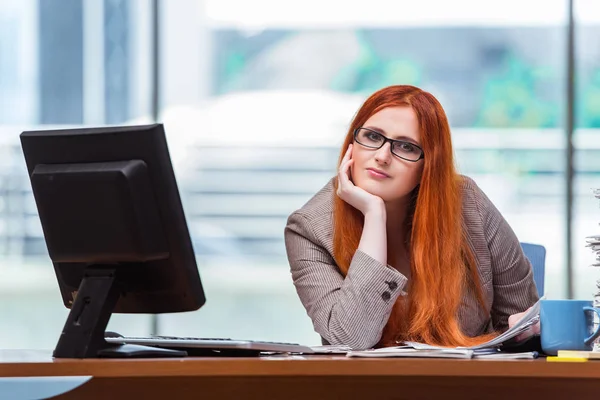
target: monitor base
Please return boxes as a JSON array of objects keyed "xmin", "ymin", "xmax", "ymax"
[
  {"xmin": 52, "ymin": 266, "xmax": 186, "ymax": 359},
  {"xmin": 98, "ymin": 343, "xmax": 187, "ymax": 358}
]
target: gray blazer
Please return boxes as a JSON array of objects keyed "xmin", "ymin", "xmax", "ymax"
[{"xmin": 284, "ymin": 176, "xmax": 539, "ymax": 350}]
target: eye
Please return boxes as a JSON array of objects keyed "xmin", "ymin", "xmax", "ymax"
[
  {"xmin": 396, "ymin": 142, "xmax": 417, "ymax": 153},
  {"xmin": 365, "ymin": 132, "xmax": 381, "ymax": 141}
]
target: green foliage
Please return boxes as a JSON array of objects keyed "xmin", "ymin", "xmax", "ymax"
[
  {"xmin": 330, "ymin": 32, "xmax": 421, "ymax": 95},
  {"xmin": 475, "ymin": 55, "xmax": 558, "ymax": 128},
  {"xmin": 579, "ymin": 69, "xmax": 600, "ymax": 128}
]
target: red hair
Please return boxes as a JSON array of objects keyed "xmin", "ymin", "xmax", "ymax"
[{"xmin": 333, "ymin": 85, "xmax": 496, "ymax": 347}]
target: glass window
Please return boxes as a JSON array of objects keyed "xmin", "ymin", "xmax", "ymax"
[
  {"xmin": 574, "ymin": 0, "xmax": 600, "ymax": 299},
  {"xmin": 0, "ymin": 0, "xmax": 153, "ymax": 350},
  {"xmin": 160, "ymin": 0, "xmax": 567, "ymax": 344},
  {"xmin": 0, "ymin": 0, "xmax": 573, "ymax": 349}
]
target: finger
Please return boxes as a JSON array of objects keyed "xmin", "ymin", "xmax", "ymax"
[
  {"xmin": 341, "ymin": 144, "xmax": 352, "ymax": 162},
  {"xmin": 515, "ymin": 326, "xmax": 534, "ymax": 342},
  {"xmin": 515, "ymin": 333, "xmax": 525, "ymax": 342},
  {"xmin": 337, "ymin": 162, "xmax": 355, "ymax": 199},
  {"xmin": 507, "ymin": 314, "xmax": 519, "ymax": 329},
  {"xmin": 507, "ymin": 308, "xmax": 530, "ymax": 328},
  {"xmin": 531, "ymin": 321, "xmax": 540, "ymax": 335},
  {"xmin": 337, "ymin": 144, "xmax": 354, "ymax": 193},
  {"xmin": 338, "ymin": 159, "xmax": 354, "ymax": 186},
  {"xmin": 343, "ymin": 158, "xmax": 354, "ymax": 173}
]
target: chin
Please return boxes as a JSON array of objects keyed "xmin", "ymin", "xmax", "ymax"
[
  {"xmin": 358, "ymin": 180, "xmax": 413, "ymax": 204},
  {"xmin": 357, "ymin": 180, "xmax": 395, "ymax": 201}
]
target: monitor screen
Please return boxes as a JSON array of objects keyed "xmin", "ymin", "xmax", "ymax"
[{"xmin": 20, "ymin": 123, "xmax": 205, "ymax": 358}]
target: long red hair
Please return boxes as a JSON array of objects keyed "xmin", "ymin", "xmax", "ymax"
[{"xmin": 333, "ymin": 85, "xmax": 496, "ymax": 347}]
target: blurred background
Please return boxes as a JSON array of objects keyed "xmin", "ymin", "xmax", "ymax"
[{"xmin": 0, "ymin": 0, "xmax": 599, "ymax": 349}]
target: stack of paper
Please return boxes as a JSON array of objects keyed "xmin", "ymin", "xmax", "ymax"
[
  {"xmin": 346, "ymin": 297, "xmax": 543, "ymax": 359},
  {"xmin": 589, "ymin": 188, "xmax": 600, "ymax": 351},
  {"xmin": 346, "ymin": 346, "xmax": 474, "ymax": 359},
  {"xmin": 473, "ymin": 351, "xmax": 538, "ymax": 360},
  {"xmin": 406, "ymin": 296, "xmax": 543, "ymax": 351},
  {"xmin": 308, "ymin": 345, "xmax": 352, "ymax": 354},
  {"xmin": 586, "ymin": 237, "xmax": 600, "ymax": 267},
  {"xmin": 346, "ymin": 346, "xmax": 538, "ymax": 359},
  {"xmin": 587, "ymin": 188, "xmax": 600, "ymax": 267}
]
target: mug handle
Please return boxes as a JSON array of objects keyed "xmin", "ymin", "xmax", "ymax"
[{"xmin": 583, "ymin": 306, "xmax": 600, "ymax": 346}]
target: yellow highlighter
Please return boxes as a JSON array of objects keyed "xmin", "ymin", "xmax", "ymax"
[{"xmin": 547, "ymin": 356, "xmax": 588, "ymax": 362}]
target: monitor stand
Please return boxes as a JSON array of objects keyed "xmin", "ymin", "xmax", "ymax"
[{"xmin": 53, "ymin": 266, "xmax": 186, "ymax": 359}]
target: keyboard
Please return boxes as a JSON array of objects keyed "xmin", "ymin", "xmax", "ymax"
[{"xmin": 104, "ymin": 332, "xmax": 315, "ymax": 355}]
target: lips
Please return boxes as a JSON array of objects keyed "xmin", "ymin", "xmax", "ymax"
[{"xmin": 366, "ymin": 168, "xmax": 390, "ymax": 178}]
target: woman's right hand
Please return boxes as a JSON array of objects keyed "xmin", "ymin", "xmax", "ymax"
[{"xmin": 336, "ymin": 144, "xmax": 385, "ymax": 216}]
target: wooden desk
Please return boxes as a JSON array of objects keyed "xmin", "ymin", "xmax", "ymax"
[{"xmin": 2, "ymin": 350, "xmax": 600, "ymax": 399}]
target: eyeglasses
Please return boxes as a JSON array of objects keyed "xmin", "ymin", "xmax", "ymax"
[{"xmin": 353, "ymin": 128, "xmax": 424, "ymax": 162}]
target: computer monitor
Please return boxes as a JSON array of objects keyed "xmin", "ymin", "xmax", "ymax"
[{"xmin": 20, "ymin": 123, "xmax": 205, "ymax": 358}]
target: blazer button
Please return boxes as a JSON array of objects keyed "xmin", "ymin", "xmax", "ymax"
[
  {"xmin": 385, "ymin": 281, "xmax": 398, "ymax": 290},
  {"xmin": 381, "ymin": 291, "xmax": 391, "ymax": 301}
]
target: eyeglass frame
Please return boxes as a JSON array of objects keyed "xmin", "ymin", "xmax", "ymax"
[{"xmin": 353, "ymin": 127, "xmax": 425, "ymax": 162}]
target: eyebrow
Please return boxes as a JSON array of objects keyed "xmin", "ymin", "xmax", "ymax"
[{"xmin": 363, "ymin": 126, "xmax": 421, "ymax": 146}]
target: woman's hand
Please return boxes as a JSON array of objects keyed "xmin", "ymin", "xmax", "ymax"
[
  {"xmin": 508, "ymin": 307, "xmax": 540, "ymax": 342},
  {"xmin": 336, "ymin": 144, "xmax": 384, "ymax": 215}
]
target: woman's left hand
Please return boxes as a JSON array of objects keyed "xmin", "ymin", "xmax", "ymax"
[{"xmin": 508, "ymin": 307, "xmax": 540, "ymax": 342}]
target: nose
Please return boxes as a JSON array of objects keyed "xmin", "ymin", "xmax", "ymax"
[{"xmin": 374, "ymin": 142, "xmax": 392, "ymax": 165}]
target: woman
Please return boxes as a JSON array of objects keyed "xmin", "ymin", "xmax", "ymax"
[{"xmin": 284, "ymin": 85, "xmax": 539, "ymax": 350}]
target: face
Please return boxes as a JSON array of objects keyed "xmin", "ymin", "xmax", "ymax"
[{"xmin": 350, "ymin": 106, "xmax": 424, "ymax": 203}]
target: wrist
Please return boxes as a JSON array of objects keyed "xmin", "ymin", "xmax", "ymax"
[{"xmin": 364, "ymin": 200, "xmax": 386, "ymax": 220}]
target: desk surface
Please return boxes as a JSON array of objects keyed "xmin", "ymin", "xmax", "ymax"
[
  {"xmin": 0, "ymin": 349, "xmax": 599, "ymax": 378},
  {"xmin": 2, "ymin": 350, "xmax": 600, "ymax": 399}
]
